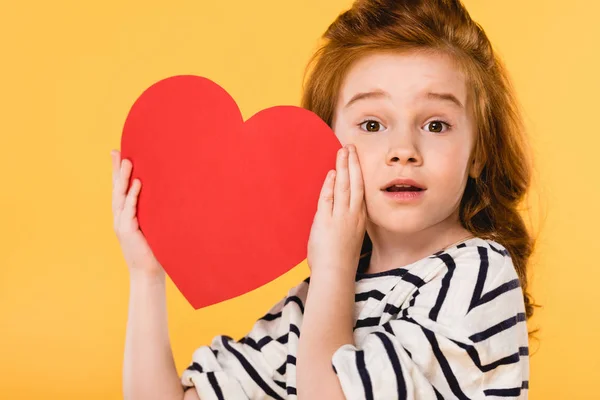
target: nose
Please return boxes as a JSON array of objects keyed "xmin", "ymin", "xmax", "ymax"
[{"xmin": 385, "ymin": 130, "xmax": 422, "ymax": 166}]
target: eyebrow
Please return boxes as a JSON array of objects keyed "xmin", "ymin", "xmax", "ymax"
[
  {"xmin": 425, "ymin": 91, "xmax": 463, "ymax": 109},
  {"xmin": 343, "ymin": 89, "xmax": 464, "ymax": 109}
]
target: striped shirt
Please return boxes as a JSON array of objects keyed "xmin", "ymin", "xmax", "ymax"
[{"xmin": 181, "ymin": 237, "xmax": 529, "ymax": 399}]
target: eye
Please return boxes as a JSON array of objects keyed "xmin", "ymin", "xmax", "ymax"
[
  {"xmin": 424, "ymin": 120, "xmax": 451, "ymax": 133},
  {"xmin": 359, "ymin": 119, "xmax": 386, "ymax": 133}
]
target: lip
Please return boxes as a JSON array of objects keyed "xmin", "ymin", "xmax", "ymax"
[
  {"xmin": 382, "ymin": 189, "xmax": 426, "ymax": 203},
  {"xmin": 380, "ymin": 178, "xmax": 427, "ymax": 191}
]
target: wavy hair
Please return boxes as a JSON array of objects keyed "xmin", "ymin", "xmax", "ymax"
[{"xmin": 301, "ymin": 0, "xmax": 539, "ymax": 323}]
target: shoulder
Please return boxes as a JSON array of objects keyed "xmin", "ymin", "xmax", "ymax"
[
  {"xmin": 434, "ymin": 237, "xmax": 518, "ymax": 285},
  {"xmin": 411, "ymin": 237, "xmax": 523, "ymax": 324}
]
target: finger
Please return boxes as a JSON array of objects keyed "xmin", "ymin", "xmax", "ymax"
[
  {"xmin": 111, "ymin": 150, "xmax": 121, "ymax": 187},
  {"xmin": 120, "ymin": 159, "xmax": 133, "ymax": 194},
  {"xmin": 122, "ymin": 178, "xmax": 142, "ymax": 222},
  {"xmin": 348, "ymin": 145, "xmax": 365, "ymax": 212},
  {"xmin": 317, "ymin": 169, "xmax": 336, "ymax": 215},
  {"xmin": 333, "ymin": 146, "xmax": 350, "ymax": 215},
  {"xmin": 112, "ymin": 158, "xmax": 130, "ymax": 214}
]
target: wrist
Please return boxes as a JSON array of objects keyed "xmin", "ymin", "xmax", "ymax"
[{"xmin": 129, "ymin": 268, "xmax": 166, "ymax": 287}]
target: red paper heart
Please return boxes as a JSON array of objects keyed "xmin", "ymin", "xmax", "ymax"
[{"xmin": 121, "ymin": 75, "xmax": 341, "ymax": 309}]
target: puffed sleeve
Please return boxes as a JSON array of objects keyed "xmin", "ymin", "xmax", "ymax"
[
  {"xmin": 331, "ymin": 247, "xmax": 530, "ymax": 399},
  {"xmin": 181, "ymin": 281, "xmax": 308, "ymax": 400}
]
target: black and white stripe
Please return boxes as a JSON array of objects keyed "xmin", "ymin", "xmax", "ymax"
[{"xmin": 181, "ymin": 237, "xmax": 529, "ymax": 399}]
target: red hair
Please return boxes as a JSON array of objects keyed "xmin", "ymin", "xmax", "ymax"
[{"xmin": 301, "ymin": 0, "xmax": 538, "ymax": 322}]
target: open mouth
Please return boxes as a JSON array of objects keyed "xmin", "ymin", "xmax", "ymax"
[{"xmin": 384, "ymin": 185, "xmax": 425, "ymax": 192}]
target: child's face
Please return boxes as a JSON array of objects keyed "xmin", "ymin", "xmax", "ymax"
[{"xmin": 332, "ymin": 50, "xmax": 478, "ymax": 234}]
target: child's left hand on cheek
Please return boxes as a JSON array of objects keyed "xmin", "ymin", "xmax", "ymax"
[{"xmin": 307, "ymin": 144, "xmax": 367, "ymax": 278}]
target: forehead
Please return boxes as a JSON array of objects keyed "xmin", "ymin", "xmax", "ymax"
[{"xmin": 338, "ymin": 50, "xmax": 468, "ymax": 106}]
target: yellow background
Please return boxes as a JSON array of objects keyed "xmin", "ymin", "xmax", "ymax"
[{"xmin": 1, "ymin": 0, "xmax": 598, "ymax": 398}]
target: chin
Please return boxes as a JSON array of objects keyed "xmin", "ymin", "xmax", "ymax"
[{"xmin": 367, "ymin": 209, "xmax": 429, "ymax": 235}]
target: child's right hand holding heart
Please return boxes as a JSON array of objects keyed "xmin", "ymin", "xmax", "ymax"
[{"xmin": 111, "ymin": 149, "xmax": 165, "ymax": 280}]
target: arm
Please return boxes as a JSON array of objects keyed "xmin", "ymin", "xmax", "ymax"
[
  {"xmin": 183, "ymin": 388, "xmax": 201, "ymax": 400},
  {"xmin": 112, "ymin": 152, "xmax": 188, "ymax": 400},
  {"xmin": 296, "ymin": 271, "xmax": 355, "ymax": 400},
  {"xmin": 123, "ymin": 270, "xmax": 187, "ymax": 400}
]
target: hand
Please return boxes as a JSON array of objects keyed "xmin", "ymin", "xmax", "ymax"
[
  {"xmin": 307, "ymin": 144, "xmax": 367, "ymax": 277},
  {"xmin": 111, "ymin": 149, "xmax": 165, "ymax": 280}
]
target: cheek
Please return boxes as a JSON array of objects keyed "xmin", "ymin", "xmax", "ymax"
[
  {"xmin": 427, "ymin": 150, "xmax": 471, "ymax": 192},
  {"xmin": 357, "ymin": 156, "xmax": 381, "ymax": 196},
  {"xmin": 350, "ymin": 148, "xmax": 371, "ymax": 183},
  {"xmin": 332, "ymin": 116, "xmax": 358, "ymax": 145}
]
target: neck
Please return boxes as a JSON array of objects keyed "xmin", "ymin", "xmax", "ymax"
[{"xmin": 365, "ymin": 212, "xmax": 472, "ymax": 274}]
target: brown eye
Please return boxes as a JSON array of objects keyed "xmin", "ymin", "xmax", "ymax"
[
  {"xmin": 360, "ymin": 120, "xmax": 384, "ymax": 132},
  {"xmin": 426, "ymin": 121, "xmax": 448, "ymax": 133}
]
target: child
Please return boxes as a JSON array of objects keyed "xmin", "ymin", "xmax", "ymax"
[{"xmin": 114, "ymin": 0, "xmax": 535, "ymax": 399}]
